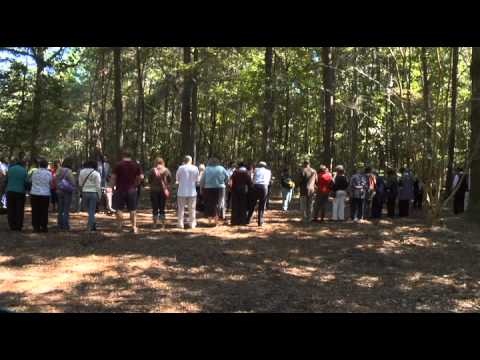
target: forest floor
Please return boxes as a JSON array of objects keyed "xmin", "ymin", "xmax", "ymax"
[{"xmin": 1, "ymin": 192, "xmax": 479, "ymax": 313}]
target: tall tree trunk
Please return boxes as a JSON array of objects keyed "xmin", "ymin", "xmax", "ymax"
[
  {"xmin": 322, "ymin": 47, "xmax": 336, "ymax": 165},
  {"xmin": 31, "ymin": 47, "xmax": 46, "ymax": 160},
  {"xmin": 113, "ymin": 47, "xmax": 123, "ymax": 161},
  {"xmin": 180, "ymin": 47, "xmax": 193, "ymax": 159},
  {"xmin": 191, "ymin": 47, "xmax": 199, "ymax": 164},
  {"xmin": 446, "ymin": 47, "xmax": 460, "ymax": 196},
  {"xmin": 136, "ymin": 47, "xmax": 146, "ymax": 169},
  {"xmin": 421, "ymin": 47, "xmax": 434, "ymax": 181},
  {"xmin": 263, "ymin": 47, "xmax": 274, "ymax": 162},
  {"xmin": 468, "ymin": 47, "xmax": 480, "ymax": 220},
  {"xmin": 209, "ymin": 100, "xmax": 217, "ymax": 158},
  {"xmin": 349, "ymin": 47, "xmax": 359, "ymax": 173}
]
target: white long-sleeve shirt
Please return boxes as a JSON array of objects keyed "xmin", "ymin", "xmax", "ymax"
[
  {"xmin": 176, "ymin": 164, "xmax": 199, "ymax": 197},
  {"xmin": 254, "ymin": 167, "xmax": 272, "ymax": 186}
]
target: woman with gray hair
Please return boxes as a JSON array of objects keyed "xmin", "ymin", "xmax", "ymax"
[{"xmin": 200, "ymin": 157, "xmax": 229, "ymax": 226}]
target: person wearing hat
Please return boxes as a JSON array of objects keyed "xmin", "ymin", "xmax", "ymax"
[{"xmin": 247, "ymin": 161, "xmax": 271, "ymax": 226}]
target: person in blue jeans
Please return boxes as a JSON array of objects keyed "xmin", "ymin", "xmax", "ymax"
[
  {"xmin": 56, "ymin": 158, "xmax": 76, "ymax": 230},
  {"xmin": 280, "ymin": 168, "xmax": 295, "ymax": 211},
  {"xmin": 78, "ymin": 160, "xmax": 101, "ymax": 232}
]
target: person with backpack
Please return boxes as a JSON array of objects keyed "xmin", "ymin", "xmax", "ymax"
[
  {"xmin": 452, "ymin": 167, "xmax": 469, "ymax": 215},
  {"xmin": 349, "ymin": 166, "xmax": 368, "ymax": 222},
  {"xmin": 371, "ymin": 170, "xmax": 385, "ymax": 219},
  {"xmin": 364, "ymin": 166, "xmax": 377, "ymax": 219},
  {"xmin": 30, "ymin": 158, "xmax": 53, "ymax": 233},
  {"xmin": 79, "ymin": 160, "xmax": 102, "ymax": 232},
  {"xmin": 297, "ymin": 160, "xmax": 317, "ymax": 223},
  {"xmin": 384, "ymin": 168, "xmax": 398, "ymax": 218},
  {"xmin": 312, "ymin": 165, "xmax": 333, "ymax": 222},
  {"xmin": 398, "ymin": 168, "xmax": 414, "ymax": 217},
  {"xmin": 56, "ymin": 158, "xmax": 76, "ymax": 231},
  {"xmin": 280, "ymin": 167, "xmax": 295, "ymax": 212},
  {"xmin": 332, "ymin": 165, "xmax": 349, "ymax": 221},
  {"xmin": 148, "ymin": 157, "xmax": 172, "ymax": 228},
  {"xmin": 5, "ymin": 157, "xmax": 28, "ymax": 231}
]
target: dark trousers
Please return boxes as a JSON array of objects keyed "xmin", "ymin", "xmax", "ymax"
[
  {"xmin": 453, "ymin": 192, "xmax": 466, "ymax": 214},
  {"xmin": 7, "ymin": 191, "xmax": 26, "ymax": 231},
  {"xmin": 398, "ymin": 200, "xmax": 410, "ymax": 217},
  {"xmin": 151, "ymin": 191, "xmax": 167, "ymax": 219},
  {"xmin": 371, "ymin": 194, "xmax": 384, "ymax": 219},
  {"xmin": 386, "ymin": 197, "xmax": 396, "ymax": 217},
  {"xmin": 266, "ymin": 184, "xmax": 272, "ymax": 210},
  {"xmin": 231, "ymin": 189, "xmax": 249, "ymax": 225},
  {"xmin": 248, "ymin": 184, "xmax": 268, "ymax": 225},
  {"xmin": 413, "ymin": 193, "xmax": 423, "ymax": 209},
  {"xmin": 31, "ymin": 194, "xmax": 50, "ymax": 231},
  {"xmin": 351, "ymin": 198, "xmax": 364, "ymax": 220}
]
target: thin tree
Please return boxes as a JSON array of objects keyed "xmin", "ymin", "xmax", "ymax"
[
  {"xmin": 322, "ymin": 46, "xmax": 335, "ymax": 166},
  {"xmin": 113, "ymin": 47, "xmax": 123, "ymax": 160}
]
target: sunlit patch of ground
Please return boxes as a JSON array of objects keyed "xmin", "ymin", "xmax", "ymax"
[{"xmin": 0, "ymin": 196, "xmax": 479, "ymax": 312}]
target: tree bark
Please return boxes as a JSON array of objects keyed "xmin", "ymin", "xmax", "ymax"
[
  {"xmin": 446, "ymin": 47, "xmax": 459, "ymax": 196},
  {"xmin": 31, "ymin": 47, "xmax": 46, "ymax": 160},
  {"xmin": 191, "ymin": 47, "xmax": 199, "ymax": 164},
  {"xmin": 421, "ymin": 47, "xmax": 434, "ymax": 180},
  {"xmin": 113, "ymin": 47, "xmax": 123, "ymax": 161},
  {"xmin": 468, "ymin": 47, "xmax": 480, "ymax": 219},
  {"xmin": 263, "ymin": 47, "xmax": 274, "ymax": 162},
  {"xmin": 180, "ymin": 47, "xmax": 193, "ymax": 159},
  {"xmin": 136, "ymin": 47, "xmax": 146, "ymax": 169},
  {"xmin": 322, "ymin": 47, "xmax": 336, "ymax": 165}
]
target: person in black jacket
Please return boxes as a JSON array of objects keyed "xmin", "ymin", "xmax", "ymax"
[
  {"xmin": 332, "ymin": 165, "xmax": 349, "ymax": 221},
  {"xmin": 384, "ymin": 168, "xmax": 398, "ymax": 218},
  {"xmin": 452, "ymin": 167, "xmax": 469, "ymax": 214}
]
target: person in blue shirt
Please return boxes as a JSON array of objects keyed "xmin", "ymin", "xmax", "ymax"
[
  {"xmin": 5, "ymin": 158, "xmax": 28, "ymax": 231},
  {"xmin": 200, "ymin": 157, "xmax": 229, "ymax": 227}
]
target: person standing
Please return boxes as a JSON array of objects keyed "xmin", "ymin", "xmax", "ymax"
[
  {"xmin": 371, "ymin": 170, "xmax": 385, "ymax": 219},
  {"xmin": 50, "ymin": 160, "xmax": 60, "ymax": 213},
  {"xmin": 384, "ymin": 168, "xmax": 398, "ymax": 218},
  {"xmin": 363, "ymin": 166, "xmax": 377, "ymax": 219},
  {"xmin": 225, "ymin": 161, "xmax": 237, "ymax": 210},
  {"xmin": 413, "ymin": 175, "xmax": 424, "ymax": 210},
  {"xmin": 230, "ymin": 162, "xmax": 253, "ymax": 225},
  {"xmin": 176, "ymin": 155, "xmax": 199, "ymax": 229},
  {"xmin": 398, "ymin": 168, "xmax": 414, "ymax": 217},
  {"xmin": 312, "ymin": 165, "xmax": 333, "ymax": 222},
  {"xmin": 148, "ymin": 157, "xmax": 172, "ymax": 228},
  {"xmin": 5, "ymin": 158, "xmax": 27, "ymax": 231},
  {"xmin": 196, "ymin": 163, "xmax": 206, "ymax": 212},
  {"xmin": 97, "ymin": 153, "xmax": 113, "ymax": 214},
  {"xmin": 200, "ymin": 157, "xmax": 229, "ymax": 227},
  {"xmin": 349, "ymin": 166, "xmax": 368, "ymax": 222},
  {"xmin": 331, "ymin": 165, "xmax": 348, "ymax": 221},
  {"xmin": 280, "ymin": 167, "xmax": 295, "ymax": 212},
  {"xmin": 297, "ymin": 160, "xmax": 317, "ymax": 223},
  {"xmin": 0, "ymin": 157, "xmax": 8, "ymax": 210},
  {"xmin": 30, "ymin": 159, "xmax": 52, "ymax": 233},
  {"xmin": 79, "ymin": 160, "xmax": 102, "ymax": 232},
  {"xmin": 111, "ymin": 150, "xmax": 144, "ymax": 234},
  {"xmin": 247, "ymin": 161, "xmax": 272, "ymax": 226},
  {"xmin": 452, "ymin": 167, "xmax": 469, "ymax": 215},
  {"xmin": 56, "ymin": 158, "xmax": 76, "ymax": 231}
]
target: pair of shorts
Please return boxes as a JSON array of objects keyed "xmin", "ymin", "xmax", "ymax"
[{"xmin": 113, "ymin": 190, "xmax": 138, "ymax": 212}]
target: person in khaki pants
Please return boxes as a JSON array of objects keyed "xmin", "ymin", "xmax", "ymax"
[{"xmin": 176, "ymin": 156, "xmax": 199, "ymax": 229}]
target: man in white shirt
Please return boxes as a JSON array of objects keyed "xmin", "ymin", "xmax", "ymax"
[
  {"xmin": 176, "ymin": 155, "xmax": 199, "ymax": 229},
  {"xmin": 247, "ymin": 161, "xmax": 272, "ymax": 226}
]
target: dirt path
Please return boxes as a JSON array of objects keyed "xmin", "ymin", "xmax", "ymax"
[{"xmin": 1, "ymin": 197, "xmax": 479, "ymax": 312}]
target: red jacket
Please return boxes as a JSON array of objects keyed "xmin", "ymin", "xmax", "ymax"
[{"xmin": 317, "ymin": 171, "xmax": 333, "ymax": 194}]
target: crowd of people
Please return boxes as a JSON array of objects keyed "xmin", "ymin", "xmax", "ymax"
[{"xmin": 0, "ymin": 151, "xmax": 471, "ymax": 234}]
